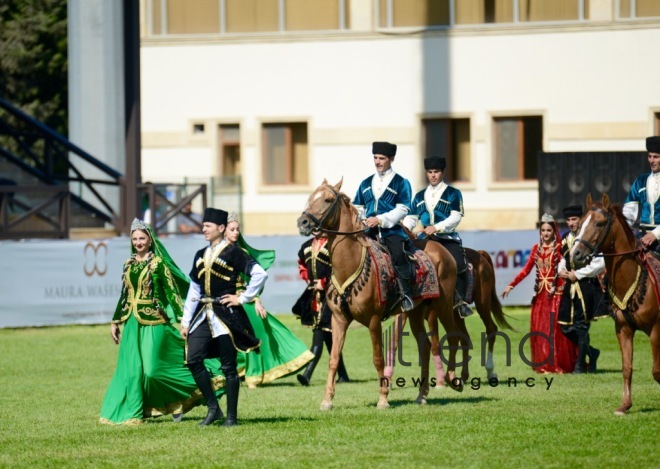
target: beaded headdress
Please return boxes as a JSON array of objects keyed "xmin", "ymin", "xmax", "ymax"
[
  {"xmin": 227, "ymin": 212, "xmax": 239, "ymax": 224},
  {"xmin": 540, "ymin": 213, "xmax": 554, "ymax": 224},
  {"xmin": 130, "ymin": 218, "xmax": 149, "ymax": 232}
]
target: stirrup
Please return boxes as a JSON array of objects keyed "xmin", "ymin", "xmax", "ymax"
[
  {"xmin": 401, "ymin": 295, "xmax": 414, "ymax": 312},
  {"xmin": 455, "ymin": 302, "xmax": 473, "ymax": 318}
]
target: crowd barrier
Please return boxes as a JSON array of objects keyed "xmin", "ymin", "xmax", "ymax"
[{"xmin": 0, "ymin": 230, "xmax": 537, "ymax": 328}]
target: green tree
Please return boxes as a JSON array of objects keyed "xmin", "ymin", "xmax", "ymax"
[{"xmin": 0, "ymin": 0, "xmax": 68, "ymax": 136}]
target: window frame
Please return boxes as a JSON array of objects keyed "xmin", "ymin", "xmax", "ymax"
[
  {"xmin": 261, "ymin": 122, "xmax": 309, "ymax": 186},
  {"xmin": 492, "ymin": 115, "xmax": 543, "ymax": 182},
  {"xmin": 421, "ymin": 117, "xmax": 472, "ymax": 184}
]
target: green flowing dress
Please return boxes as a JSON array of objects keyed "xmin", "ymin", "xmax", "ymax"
[
  {"xmin": 235, "ymin": 235, "xmax": 313, "ymax": 387},
  {"xmin": 100, "ymin": 252, "xmax": 225, "ymax": 425}
]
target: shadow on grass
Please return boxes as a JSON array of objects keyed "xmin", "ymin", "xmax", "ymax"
[
  {"xmin": 150, "ymin": 415, "xmax": 317, "ymax": 425},
  {"xmin": 384, "ymin": 395, "xmax": 497, "ymax": 408},
  {"xmin": 248, "ymin": 378, "xmax": 371, "ymax": 388}
]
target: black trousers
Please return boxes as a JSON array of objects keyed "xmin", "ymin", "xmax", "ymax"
[
  {"xmin": 381, "ymin": 234, "xmax": 411, "ymax": 279},
  {"xmin": 187, "ymin": 321, "xmax": 238, "ymax": 378},
  {"xmin": 432, "ymin": 237, "xmax": 467, "ymax": 274}
]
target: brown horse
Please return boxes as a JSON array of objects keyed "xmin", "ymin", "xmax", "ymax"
[
  {"xmin": 296, "ymin": 179, "xmax": 462, "ymax": 410},
  {"xmin": 570, "ymin": 193, "xmax": 660, "ymax": 415},
  {"xmin": 385, "ymin": 246, "xmax": 513, "ymax": 383}
]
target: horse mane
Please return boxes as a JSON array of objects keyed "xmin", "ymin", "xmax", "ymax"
[
  {"xmin": 332, "ymin": 185, "xmax": 364, "ymax": 231},
  {"xmin": 604, "ymin": 203, "xmax": 638, "ymax": 247}
]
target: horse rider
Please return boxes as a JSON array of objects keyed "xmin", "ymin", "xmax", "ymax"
[
  {"xmin": 352, "ymin": 141, "xmax": 415, "ymax": 312},
  {"xmin": 623, "ymin": 136, "xmax": 660, "ymax": 256},
  {"xmin": 403, "ymin": 156, "xmax": 473, "ymax": 318},
  {"xmin": 557, "ymin": 204, "xmax": 608, "ymax": 373}
]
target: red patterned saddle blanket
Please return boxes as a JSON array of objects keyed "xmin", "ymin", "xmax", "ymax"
[
  {"xmin": 642, "ymin": 252, "xmax": 660, "ymax": 303},
  {"xmin": 365, "ymin": 237, "xmax": 440, "ymax": 305}
]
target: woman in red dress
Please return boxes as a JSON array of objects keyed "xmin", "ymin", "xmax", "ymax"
[{"xmin": 501, "ymin": 214, "xmax": 578, "ymax": 373}]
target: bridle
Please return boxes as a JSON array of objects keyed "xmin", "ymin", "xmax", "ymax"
[
  {"xmin": 302, "ymin": 186, "xmax": 368, "ymax": 236},
  {"xmin": 574, "ymin": 206, "xmax": 642, "ymax": 262}
]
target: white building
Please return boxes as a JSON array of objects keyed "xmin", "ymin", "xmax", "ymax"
[{"xmin": 136, "ymin": 0, "xmax": 660, "ymax": 235}]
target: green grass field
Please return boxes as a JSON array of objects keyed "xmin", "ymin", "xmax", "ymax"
[{"xmin": 0, "ymin": 308, "xmax": 658, "ymax": 468}]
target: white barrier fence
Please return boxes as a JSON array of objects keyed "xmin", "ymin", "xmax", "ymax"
[{"xmin": 0, "ymin": 230, "xmax": 538, "ymax": 328}]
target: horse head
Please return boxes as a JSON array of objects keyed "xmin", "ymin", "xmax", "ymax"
[
  {"xmin": 571, "ymin": 193, "xmax": 614, "ymax": 266},
  {"xmin": 297, "ymin": 178, "xmax": 345, "ymax": 236}
]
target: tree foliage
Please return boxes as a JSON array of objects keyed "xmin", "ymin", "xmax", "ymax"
[{"xmin": 0, "ymin": 0, "xmax": 68, "ymax": 136}]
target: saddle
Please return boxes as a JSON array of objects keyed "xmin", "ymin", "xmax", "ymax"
[{"xmin": 363, "ymin": 237, "xmax": 440, "ymax": 307}]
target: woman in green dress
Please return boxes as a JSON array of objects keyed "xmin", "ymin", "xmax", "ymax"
[
  {"xmin": 100, "ymin": 219, "xmax": 225, "ymax": 425},
  {"xmin": 225, "ymin": 213, "xmax": 313, "ymax": 388}
]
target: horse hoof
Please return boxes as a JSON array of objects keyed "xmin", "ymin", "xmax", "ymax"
[
  {"xmin": 445, "ymin": 376, "xmax": 464, "ymax": 393},
  {"xmin": 376, "ymin": 401, "xmax": 390, "ymax": 409},
  {"xmin": 320, "ymin": 401, "xmax": 333, "ymax": 411},
  {"xmin": 415, "ymin": 396, "xmax": 427, "ymax": 405},
  {"xmin": 614, "ymin": 404, "xmax": 632, "ymax": 416}
]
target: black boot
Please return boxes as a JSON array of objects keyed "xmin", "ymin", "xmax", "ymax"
[
  {"xmin": 297, "ymin": 333, "xmax": 323, "ymax": 386},
  {"xmin": 394, "ymin": 264, "xmax": 414, "ymax": 312},
  {"xmin": 454, "ymin": 271, "xmax": 473, "ymax": 318},
  {"xmin": 574, "ymin": 336, "xmax": 589, "ymax": 374},
  {"xmin": 189, "ymin": 363, "xmax": 223, "ymax": 426},
  {"xmin": 587, "ymin": 346, "xmax": 600, "ymax": 373},
  {"xmin": 222, "ymin": 376, "xmax": 239, "ymax": 427},
  {"xmin": 336, "ymin": 354, "xmax": 350, "ymax": 383}
]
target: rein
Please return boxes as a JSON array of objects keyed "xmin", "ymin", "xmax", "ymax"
[
  {"xmin": 575, "ymin": 206, "xmax": 645, "ymax": 260},
  {"xmin": 302, "ymin": 186, "xmax": 368, "ymax": 236}
]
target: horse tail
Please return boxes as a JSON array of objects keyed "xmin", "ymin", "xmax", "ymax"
[{"xmin": 478, "ymin": 250, "xmax": 515, "ymax": 331}]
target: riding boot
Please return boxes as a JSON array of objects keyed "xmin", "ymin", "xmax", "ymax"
[
  {"xmin": 588, "ymin": 345, "xmax": 600, "ymax": 373},
  {"xmin": 222, "ymin": 376, "xmax": 239, "ymax": 427},
  {"xmin": 336, "ymin": 354, "xmax": 350, "ymax": 383},
  {"xmin": 393, "ymin": 263, "xmax": 414, "ymax": 312},
  {"xmin": 297, "ymin": 330, "xmax": 324, "ymax": 386},
  {"xmin": 189, "ymin": 363, "xmax": 223, "ymax": 426},
  {"xmin": 573, "ymin": 336, "xmax": 589, "ymax": 374},
  {"xmin": 453, "ymin": 271, "xmax": 473, "ymax": 318}
]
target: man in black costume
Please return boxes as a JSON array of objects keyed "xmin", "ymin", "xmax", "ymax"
[{"xmin": 181, "ymin": 207, "xmax": 266, "ymax": 426}]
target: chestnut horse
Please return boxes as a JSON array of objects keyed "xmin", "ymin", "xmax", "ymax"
[
  {"xmin": 385, "ymin": 246, "xmax": 513, "ymax": 383},
  {"xmin": 571, "ymin": 193, "xmax": 660, "ymax": 415},
  {"xmin": 297, "ymin": 179, "xmax": 462, "ymax": 410}
]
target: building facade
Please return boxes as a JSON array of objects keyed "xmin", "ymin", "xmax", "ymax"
[{"xmin": 138, "ymin": 0, "xmax": 660, "ymax": 234}]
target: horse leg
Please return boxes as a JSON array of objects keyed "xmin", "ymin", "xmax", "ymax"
[
  {"xmin": 454, "ymin": 316, "xmax": 471, "ymax": 383},
  {"xmin": 384, "ymin": 314, "xmax": 407, "ymax": 381},
  {"xmin": 321, "ymin": 313, "xmax": 350, "ymax": 411},
  {"xmin": 368, "ymin": 314, "xmax": 390, "ymax": 409},
  {"xmin": 408, "ymin": 311, "xmax": 430, "ymax": 405},
  {"xmin": 479, "ymin": 300, "xmax": 498, "ymax": 380},
  {"xmin": 651, "ymin": 323, "xmax": 660, "ymax": 385},
  {"xmin": 426, "ymin": 305, "xmax": 445, "ymax": 387},
  {"xmin": 614, "ymin": 319, "xmax": 634, "ymax": 416},
  {"xmin": 435, "ymin": 299, "xmax": 463, "ymax": 392}
]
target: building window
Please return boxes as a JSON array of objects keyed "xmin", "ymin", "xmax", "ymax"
[
  {"xmin": 378, "ymin": 0, "xmax": 450, "ymax": 27},
  {"xmin": 655, "ymin": 112, "xmax": 660, "ymax": 136},
  {"xmin": 220, "ymin": 124, "xmax": 240, "ymax": 178},
  {"xmin": 148, "ymin": 0, "xmax": 348, "ymax": 35},
  {"xmin": 619, "ymin": 0, "xmax": 660, "ymax": 18},
  {"xmin": 377, "ymin": 0, "xmax": 588, "ymax": 27},
  {"xmin": 455, "ymin": 0, "xmax": 514, "ymax": 24},
  {"xmin": 519, "ymin": 0, "xmax": 582, "ymax": 22},
  {"xmin": 262, "ymin": 123, "xmax": 308, "ymax": 185},
  {"xmin": 494, "ymin": 116, "xmax": 542, "ymax": 181},
  {"xmin": 422, "ymin": 118, "xmax": 471, "ymax": 183}
]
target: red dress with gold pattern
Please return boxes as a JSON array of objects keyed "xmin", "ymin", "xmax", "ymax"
[{"xmin": 509, "ymin": 242, "xmax": 578, "ymax": 373}]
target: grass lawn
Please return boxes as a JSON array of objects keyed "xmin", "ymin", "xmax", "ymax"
[{"xmin": 0, "ymin": 308, "xmax": 658, "ymax": 467}]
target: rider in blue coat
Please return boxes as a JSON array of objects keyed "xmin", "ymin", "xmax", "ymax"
[
  {"xmin": 404, "ymin": 156, "xmax": 472, "ymax": 318},
  {"xmin": 353, "ymin": 141, "xmax": 414, "ymax": 312}
]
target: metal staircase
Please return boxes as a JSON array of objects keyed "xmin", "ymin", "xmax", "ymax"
[{"xmin": 0, "ymin": 97, "xmax": 124, "ymax": 239}]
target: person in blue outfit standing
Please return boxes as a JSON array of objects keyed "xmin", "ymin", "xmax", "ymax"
[
  {"xmin": 352, "ymin": 141, "xmax": 414, "ymax": 312},
  {"xmin": 623, "ymin": 136, "xmax": 660, "ymax": 256},
  {"xmin": 403, "ymin": 156, "xmax": 472, "ymax": 318}
]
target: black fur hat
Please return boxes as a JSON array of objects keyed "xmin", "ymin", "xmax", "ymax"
[
  {"xmin": 562, "ymin": 205, "xmax": 583, "ymax": 218},
  {"xmin": 646, "ymin": 136, "xmax": 660, "ymax": 153},
  {"xmin": 424, "ymin": 157, "xmax": 446, "ymax": 171},
  {"xmin": 203, "ymin": 207, "xmax": 228, "ymax": 226},
  {"xmin": 372, "ymin": 141, "xmax": 397, "ymax": 158}
]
